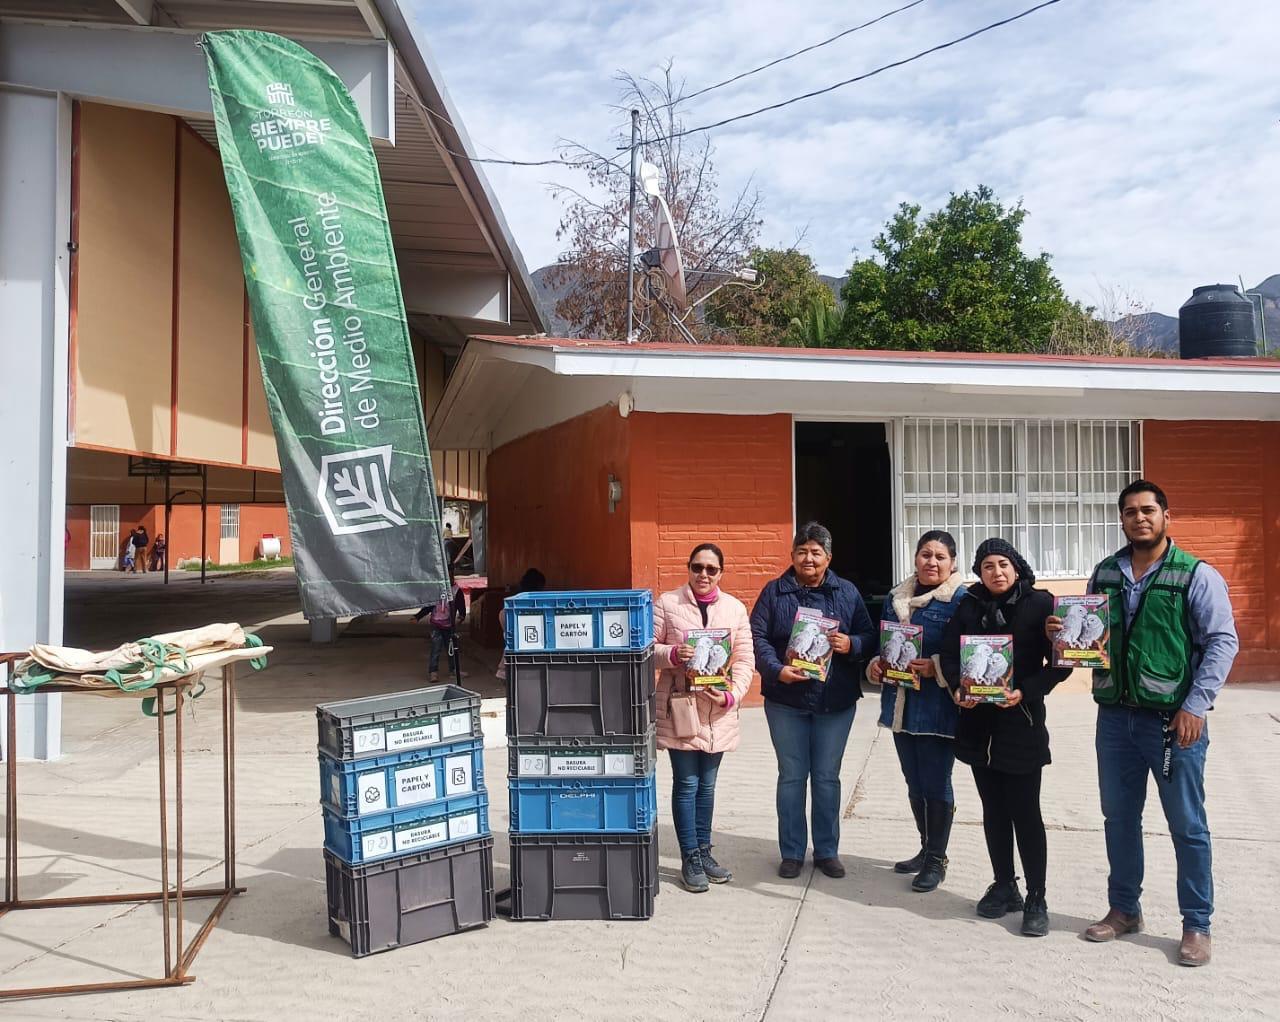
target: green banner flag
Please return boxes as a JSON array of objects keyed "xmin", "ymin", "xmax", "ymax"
[{"xmin": 202, "ymin": 30, "xmax": 448, "ymax": 619}]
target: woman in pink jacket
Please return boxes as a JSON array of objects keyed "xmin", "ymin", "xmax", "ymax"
[{"xmin": 654, "ymin": 543, "xmax": 755, "ymax": 893}]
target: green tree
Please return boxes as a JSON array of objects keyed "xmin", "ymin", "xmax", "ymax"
[
  {"xmin": 784, "ymin": 293, "xmax": 846, "ymax": 347},
  {"xmin": 835, "ymin": 186, "xmax": 1068, "ymax": 353},
  {"xmin": 704, "ymin": 247, "xmax": 834, "ymax": 346}
]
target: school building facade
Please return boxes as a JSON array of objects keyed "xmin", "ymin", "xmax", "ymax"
[{"xmin": 433, "ymin": 336, "xmax": 1280, "ymax": 684}]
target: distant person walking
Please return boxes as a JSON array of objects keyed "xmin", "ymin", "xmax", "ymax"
[
  {"xmin": 131, "ymin": 525, "xmax": 149, "ymax": 574},
  {"xmin": 415, "ymin": 572, "xmax": 467, "ymax": 683},
  {"xmin": 1050, "ymin": 480, "xmax": 1238, "ymax": 968},
  {"xmin": 150, "ymin": 534, "xmax": 167, "ymax": 573}
]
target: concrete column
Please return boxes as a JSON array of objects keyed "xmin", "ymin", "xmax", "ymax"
[
  {"xmin": 0, "ymin": 87, "xmax": 72, "ymax": 760},
  {"xmin": 310, "ymin": 618, "xmax": 338, "ymax": 643}
]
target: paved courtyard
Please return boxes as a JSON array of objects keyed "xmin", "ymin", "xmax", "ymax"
[{"xmin": 2, "ymin": 574, "xmax": 1278, "ymax": 1019}]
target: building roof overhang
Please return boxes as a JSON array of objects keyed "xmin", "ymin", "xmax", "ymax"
[
  {"xmin": 430, "ymin": 335, "xmax": 1280, "ymax": 449},
  {"xmin": 0, "ymin": 0, "xmax": 544, "ymax": 352}
]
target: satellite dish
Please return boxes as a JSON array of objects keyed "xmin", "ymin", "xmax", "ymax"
[
  {"xmin": 639, "ymin": 162, "xmax": 662, "ymax": 198},
  {"xmin": 651, "ymin": 191, "xmax": 687, "ymax": 309}
]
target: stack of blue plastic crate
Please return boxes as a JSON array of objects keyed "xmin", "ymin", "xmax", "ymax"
[
  {"xmin": 316, "ymin": 685, "xmax": 495, "ymax": 956},
  {"xmin": 503, "ymin": 589, "xmax": 659, "ymax": 921}
]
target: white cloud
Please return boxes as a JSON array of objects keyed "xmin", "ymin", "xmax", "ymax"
[{"xmin": 410, "ymin": 0, "xmax": 1280, "ymax": 313}]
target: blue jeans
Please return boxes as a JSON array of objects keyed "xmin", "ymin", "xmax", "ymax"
[
  {"xmin": 892, "ymin": 732, "xmax": 955, "ymax": 803},
  {"xmin": 1096, "ymin": 704, "xmax": 1213, "ymax": 933},
  {"xmin": 429, "ymin": 627, "xmax": 453, "ymax": 674},
  {"xmin": 764, "ymin": 700, "xmax": 857, "ymax": 860},
  {"xmin": 668, "ymin": 749, "xmax": 724, "ymax": 854}
]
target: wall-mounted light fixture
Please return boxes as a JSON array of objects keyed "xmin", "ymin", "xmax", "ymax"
[{"xmin": 607, "ymin": 474, "xmax": 623, "ymax": 513}]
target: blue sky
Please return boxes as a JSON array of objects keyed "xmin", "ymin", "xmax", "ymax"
[{"xmin": 410, "ymin": 0, "xmax": 1278, "ymax": 315}]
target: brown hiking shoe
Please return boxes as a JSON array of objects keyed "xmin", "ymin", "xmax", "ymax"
[
  {"xmin": 1178, "ymin": 930, "xmax": 1211, "ymax": 967},
  {"xmin": 1084, "ymin": 908, "xmax": 1144, "ymax": 942}
]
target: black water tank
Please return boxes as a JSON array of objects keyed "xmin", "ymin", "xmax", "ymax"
[{"xmin": 1178, "ymin": 284, "xmax": 1257, "ymax": 359}]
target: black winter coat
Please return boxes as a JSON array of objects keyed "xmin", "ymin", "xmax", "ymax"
[
  {"xmin": 938, "ymin": 585, "xmax": 1070, "ymax": 774},
  {"xmin": 750, "ymin": 567, "xmax": 876, "ymax": 714}
]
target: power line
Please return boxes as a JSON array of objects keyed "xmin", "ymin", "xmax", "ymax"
[
  {"xmin": 637, "ymin": 0, "xmax": 1067, "ymax": 146},
  {"xmin": 394, "ymin": 84, "xmax": 626, "ymax": 173},
  {"xmin": 669, "ymin": 0, "xmax": 929, "ymax": 109}
]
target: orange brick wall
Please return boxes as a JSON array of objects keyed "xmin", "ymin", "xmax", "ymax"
[
  {"xmin": 628, "ymin": 412, "xmax": 794, "ymax": 608},
  {"xmin": 64, "ymin": 503, "xmax": 290, "ymax": 569},
  {"xmin": 240, "ymin": 505, "xmax": 293, "ymax": 561},
  {"xmin": 488, "ymin": 407, "xmax": 794, "ymax": 703},
  {"xmin": 66, "ymin": 505, "xmax": 90, "ymax": 568},
  {"xmin": 1143, "ymin": 421, "xmax": 1280, "ymax": 681},
  {"xmin": 486, "ymin": 405, "xmax": 633, "ymax": 590}
]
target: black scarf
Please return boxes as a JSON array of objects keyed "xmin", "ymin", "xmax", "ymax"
[{"xmin": 972, "ymin": 578, "xmax": 1032, "ymax": 631}]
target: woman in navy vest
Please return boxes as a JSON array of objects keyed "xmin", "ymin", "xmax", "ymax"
[{"xmin": 869, "ymin": 530, "xmax": 969, "ymax": 893}]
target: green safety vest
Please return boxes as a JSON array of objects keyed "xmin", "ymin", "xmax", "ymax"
[{"xmin": 1091, "ymin": 542, "xmax": 1200, "ymax": 710}]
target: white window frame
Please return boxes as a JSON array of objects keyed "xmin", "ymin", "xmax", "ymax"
[
  {"xmin": 892, "ymin": 418, "xmax": 1143, "ymax": 580},
  {"xmin": 219, "ymin": 504, "xmax": 240, "ymax": 541}
]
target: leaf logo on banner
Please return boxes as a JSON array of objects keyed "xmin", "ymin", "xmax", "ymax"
[{"xmin": 316, "ymin": 446, "xmax": 407, "ymax": 535}]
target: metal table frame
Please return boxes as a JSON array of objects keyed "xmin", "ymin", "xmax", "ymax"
[{"xmin": 0, "ymin": 656, "xmax": 243, "ymax": 1000}]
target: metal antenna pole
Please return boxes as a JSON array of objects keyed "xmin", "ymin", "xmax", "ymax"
[{"xmin": 624, "ymin": 108, "xmax": 639, "ymax": 344}]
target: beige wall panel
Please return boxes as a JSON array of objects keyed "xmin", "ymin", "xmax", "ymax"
[
  {"xmin": 245, "ymin": 325, "xmax": 281, "ymax": 470},
  {"xmin": 76, "ymin": 103, "xmax": 174, "ymax": 455},
  {"xmin": 432, "ymin": 448, "xmax": 487, "ymax": 501},
  {"xmin": 422, "ymin": 339, "xmax": 446, "ymax": 417},
  {"xmin": 175, "ymin": 131, "xmax": 243, "ymax": 465}
]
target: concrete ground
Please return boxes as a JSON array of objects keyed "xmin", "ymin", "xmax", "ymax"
[{"xmin": 3, "ymin": 573, "xmax": 1278, "ymax": 1020}]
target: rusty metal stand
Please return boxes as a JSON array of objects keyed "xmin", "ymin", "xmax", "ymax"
[{"xmin": 0, "ymin": 659, "xmax": 244, "ymax": 1000}]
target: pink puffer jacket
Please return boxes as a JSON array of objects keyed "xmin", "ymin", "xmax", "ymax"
[{"xmin": 653, "ymin": 585, "xmax": 754, "ymax": 754}]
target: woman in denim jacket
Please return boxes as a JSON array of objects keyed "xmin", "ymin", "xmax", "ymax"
[{"xmin": 869, "ymin": 530, "xmax": 969, "ymax": 893}]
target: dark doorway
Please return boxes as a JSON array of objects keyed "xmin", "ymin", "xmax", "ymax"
[{"xmin": 794, "ymin": 421, "xmax": 894, "ymax": 614}]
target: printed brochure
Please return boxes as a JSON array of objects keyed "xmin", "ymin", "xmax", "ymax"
[
  {"xmin": 785, "ymin": 607, "xmax": 839, "ymax": 682},
  {"xmin": 1052, "ymin": 594, "xmax": 1110, "ymax": 670},
  {"xmin": 880, "ymin": 621, "xmax": 924, "ymax": 690},
  {"xmin": 684, "ymin": 628, "xmax": 732, "ymax": 689},
  {"xmin": 960, "ymin": 634, "xmax": 1014, "ymax": 704}
]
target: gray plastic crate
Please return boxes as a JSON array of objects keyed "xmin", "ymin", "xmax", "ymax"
[
  {"xmin": 324, "ymin": 835, "xmax": 494, "ymax": 957},
  {"xmin": 317, "ymin": 685, "xmax": 481, "ymax": 762},
  {"xmin": 508, "ymin": 727, "xmax": 657, "ymax": 779},
  {"xmin": 506, "ymin": 648, "xmax": 655, "ymax": 739},
  {"xmin": 509, "ymin": 827, "xmax": 657, "ymax": 921}
]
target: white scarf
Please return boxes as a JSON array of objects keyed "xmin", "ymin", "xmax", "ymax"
[{"xmin": 888, "ymin": 570, "xmax": 966, "ymax": 624}]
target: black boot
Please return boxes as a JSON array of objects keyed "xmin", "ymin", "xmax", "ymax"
[
  {"xmin": 1021, "ymin": 889, "xmax": 1049, "ymax": 937},
  {"xmin": 976, "ymin": 879, "xmax": 1024, "ymax": 919},
  {"xmin": 894, "ymin": 797, "xmax": 928, "ymax": 874},
  {"xmin": 912, "ymin": 800, "xmax": 954, "ymax": 893}
]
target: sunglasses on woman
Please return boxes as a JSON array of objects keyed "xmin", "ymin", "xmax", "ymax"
[{"xmin": 689, "ymin": 564, "xmax": 721, "ymax": 576}]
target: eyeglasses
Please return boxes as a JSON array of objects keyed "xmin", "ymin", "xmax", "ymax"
[{"xmin": 689, "ymin": 564, "xmax": 721, "ymax": 576}]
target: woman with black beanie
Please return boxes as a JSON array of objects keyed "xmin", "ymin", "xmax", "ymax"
[{"xmin": 938, "ymin": 538, "xmax": 1071, "ymax": 937}]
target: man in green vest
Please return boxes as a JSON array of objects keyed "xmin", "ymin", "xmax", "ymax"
[{"xmin": 1047, "ymin": 480, "xmax": 1237, "ymax": 967}]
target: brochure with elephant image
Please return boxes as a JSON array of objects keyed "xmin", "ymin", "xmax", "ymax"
[
  {"xmin": 960, "ymin": 634, "xmax": 1014, "ymax": 703},
  {"xmin": 880, "ymin": 621, "xmax": 924, "ymax": 689},
  {"xmin": 1052, "ymin": 594, "xmax": 1110, "ymax": 670},
  {"xmin": 683, "ymin": 628, "xmax": 732, "ymax": 689},
  {"xmin": 785, "ymin": 607, "xmax": 839, "ymax": 682}
]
